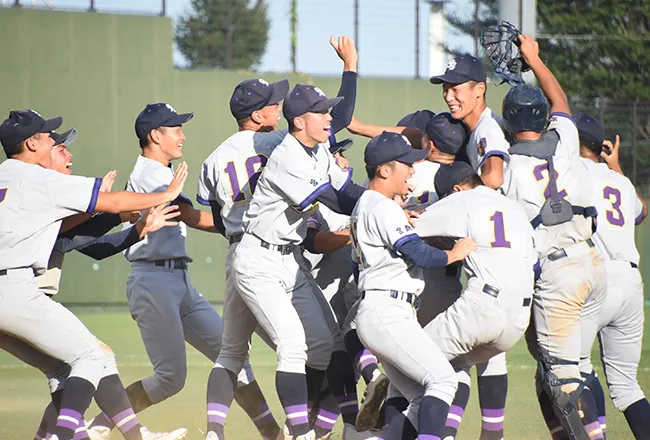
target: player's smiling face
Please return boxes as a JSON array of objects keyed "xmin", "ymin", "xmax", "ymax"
[
  {"xmin": 255, "ymin": 103, "xmax": 282, "ymax": 131},
  {"xmin": 50, "ymin": 144, "xmax": 73, "ymax": 175},
  {"xmin": 443, "ymin": 81, "xmax": 484, "ymax": 122},
  {"xmin": 390, "ymin": 161, "xmax": 416, "ymax": 197},
  {"xmin": 158, "ymin": 126, "xmax": 185, "ymax": 161},
  {"xmin": 302, "ymin": 111, "xmax": 333, "ymax": 145}
]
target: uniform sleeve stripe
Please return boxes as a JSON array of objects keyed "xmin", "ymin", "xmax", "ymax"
[
  {"xmin": 635, "ymin": 211, "xmax": 644, "ymax": 225},
  {"xmin": 393, "ymin": 233, "xmax": 419, "ymax": 250},
  {"xmin": 196, "ymin": 195, "xmax": 211, "ymax": 206},
  {"xmin": 549, "ymin": 112, "xmax": 576, "ymax": 126},
  {"xmin": 173, "ymin": 193, "xmax": 194, "ymax": 207},
  {"xmin": 86, "ymin": 177, "xmax": 102, "ymax": 213},
  {"xmin": 339, "ymin": 168, "xmax": 353, "ymax": 192},
  {"xmin": 299, "ymin": 182, "xmax": 332, "ymax": 210},
  {"xmin": 478, "ymin": 150, "xmax": 510, "ymax": 168}
]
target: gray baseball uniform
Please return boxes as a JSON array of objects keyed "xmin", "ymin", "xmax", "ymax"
[
  {"xmin": 580, "ymin": 158, "xmax": 646, "ymax": 411},
  {"xmin": 415, "ymin": 186, "xmax": 534, "ymax": 369},
  {"xmin": 215, "ymin": 132, "xmax": 349, "ymax": 376},
  {"xmin": 124, "ymin": 154, "xmax": 253, "ymax": 404},
  {"xmin": 504, "ymin": 113, "xmax": 606, "ymax": 385},
  {"xmin": 0, "ymin": 159, "xmax": 111, "ymax": 389},
  {"xmin": 351, "ymin": 189, "xmax": 458, "ymax": 429}
]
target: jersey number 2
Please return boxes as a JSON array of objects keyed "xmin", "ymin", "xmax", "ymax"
[
  {"xmin": 224, "ymin": 155, "xmax": 268, "ymax": 203},
  {"xmin": 603, "ymin": 186, "xmax": 625, "ymax": 226},
  {"xmin": 489, "ymin": 211, "xmax": 511, "ymax": 248},
  {"xmin": 533, "ymin": 164, "xmax": 567, "ymax": 200}
]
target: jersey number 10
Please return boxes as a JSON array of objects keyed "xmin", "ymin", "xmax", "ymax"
[{"xmin": 224, "ymin": 155, "xmax": 268, "ymax": 203}]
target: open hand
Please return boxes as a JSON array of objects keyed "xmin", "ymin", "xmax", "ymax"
[
  {"xmin": 330, "ymin": 35, "xmax": 358, "ymax": 72},
  {"xmin": 166, "ymin": 162, "xmax": 188, "ymax": 202},
  {"xmin": 100, "ymin": 170, "xmax": 117, "ymax": 192},
  {"xmin": 139, "ymin": 204, "xmax": 181, "ymax": 238}
]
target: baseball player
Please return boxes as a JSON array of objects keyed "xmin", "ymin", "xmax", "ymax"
[
  {"xmin": 500, "ymin": 35, "xmax": 606, "ymax": 439},
  {"xmin": 0, "ymin": 127, "xmax": 185, "ymax": 440},
  {"xmin": 575, "ymin": 113, "xmax": 650, "ymax": 439},
  {"xmin": 0, "ymin": 109, "xmax": 189, "ymax": 440},
  {"xmin": 86, "ymin": 103, "xmax": 281, "ymax": 440},
  {"xmin": 413, "ymin": 162, "xmax": 535, "ymax": 439},
  {"xmin": 352, "ymin": 131, "xmax": 476, "ymax": 439},
  {"xmin": 205, "ymin": 82, "xmax": 369, "ymax": 440}
]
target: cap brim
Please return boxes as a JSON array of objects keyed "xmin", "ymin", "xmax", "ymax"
[
  {"xmin": 267, "ymin": 79, "xmax": 290, "ymax": 105},
  {"xmin": 309, "ymin": 96, "xmax": 344, "ymax": 113},
  {"xmin": 331, "ymin": 138, "xmax": 353, "ymax": 154},
  {"xmin": 163, "ymin": 112, "xmax": 194, "ymax": 127},
  {"xmin": 53, "ymin": 128, "xmax": 77, "ymax": 146},
  {"xmin": 429, "ymin": 72, "xmax": 471, "ymax": 85},
  {"xmin": 41, "ymin": 116, "xmax": 63, "ymax": 133},
  {"xmin": 396, "ymin": 148, "xmax": 429, "ymax": 164}
]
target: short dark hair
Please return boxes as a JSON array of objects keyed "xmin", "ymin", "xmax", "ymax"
[
  {"xmin": 457, "ymin": 173, "xmax": 484, "ymax": 190},
  {"xmin": 4, "ymin": 135, "xmax": 38, "ymax": 158},
  {"xmin": 580, "ymin": 140, "xmax": 603, "ymax": 156},
  {"xmin": 287, "ymin": 118, "xmax": 298, "ymax": 133},
  {"xmin": 365, "ymin": 161, "xmax": 396, "ymax": 180},
  {"xmin": 138, "ymin": 136, "xmax": 148, "ymax": 148}
]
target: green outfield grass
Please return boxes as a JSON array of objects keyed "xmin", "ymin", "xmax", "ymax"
[{"xmin": 1, "ymin": 308, "xmax": 648, "ymax": 439}]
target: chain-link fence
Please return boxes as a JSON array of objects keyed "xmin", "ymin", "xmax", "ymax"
[{"xmin": 570, "ymin": 98, "xmax": 650, "ymax": 196}]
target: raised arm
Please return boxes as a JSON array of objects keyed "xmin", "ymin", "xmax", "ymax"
[{"xmin": 329, "ymin": 35, "xmax": 358, "ymax": 134}]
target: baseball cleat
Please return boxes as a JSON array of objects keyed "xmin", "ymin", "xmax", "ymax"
[
  {"xmin": 343, "ymin": 423, "xmax": 383, "ymax": 440},
  {"xmin": 87, "ymin": 425, "xmax": 111, "ymax": 440},
  {"xmin": 204, "ymin": 431, "xmax": 219, "ymax": 440},
  {"xmin": 140, "ymin": 426, "xmax": 188, "ymax": 440},
  {"xmin": 356, "ymin": 371, "xmax": 389, "ymax": 431},
  {"xmin": 295, "ymin": 430, "xmax": 316, "ymax": 440}
]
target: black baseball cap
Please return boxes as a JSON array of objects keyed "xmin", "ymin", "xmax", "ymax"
[
  {"xmin": 364, "ymin": 131, "xmax": 428, "ymax": 166},
  {"xmin": 397, "ymin": 109, "xmax": 435, "ymax": 129},
  {"xmin": 424, "ymin": 113, "xmax": 468, "ymax": 155},
  {"xmin": 283, "ymin": 84, "xmax": 343, "ymax": 121},
  {"xmin": 230, "ymin": 79, "xmax": 290, "ymax": 120},
  {"xmin": 51, "ymin": 128, "xmax": 77, "ymax": 147},
  {"xmin": 430, "ymin": 54, "xmax": 487, "ymax": 85},
  {"xmin": 574, "ymin": 112, "xmax": 605, "ymax": 145},
  {"xmin": 328, "ymin": 131, "xmax": 353, "ymax": 154},
  {"xmin": 434, "ymin": 161, "xmax": 476, "ymax": 197},
  {"xmin": 135, "ymin": 103, "xmax": 193, "ymax": 140},
  {"xmin": 0, "ymin": 109, "xmax": 62, "ymax": 149}
]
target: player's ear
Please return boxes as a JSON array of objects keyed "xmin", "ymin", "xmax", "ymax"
[
  {"xmin": 250, "ymin": 110, "xmax": 263, "ymax": 125},
  {"xmin": 24, "ymin": 135, "xmax": 38, "ymax": 152},
  {"xmin": 377, "ymin": 164, "xmax": 389, "ymax": 179},
  {"xmin": 150, "ymin": 128, "xmax": 162, "ymax": 145},
  {"xmin": 452, "ymin": 184, "xmax": 463, "ymax": 193},
  {"xmin": 475, "ymin": 81, "xmax": 486, "ymax": 98},
  {"xmin": 294, "ymin": 116, "xmax": 306, "ymax": 131}
]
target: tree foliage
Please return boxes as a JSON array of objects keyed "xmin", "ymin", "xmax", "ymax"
[
  {"xmin": 175, "ymin": 0, "xmax": 269, "ymax": 69},
  {"xmin": 538, "ymin": 0, "xmax": 650, "ymax": 100},
  {"xmin": 444, "ymin": 0, "xmax": 499, "ymax": 57}
]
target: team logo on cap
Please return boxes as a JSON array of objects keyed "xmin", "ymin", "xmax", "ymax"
[
  {"xmin": 314, "ymin": 87, "xmax": 326, "ymax": 97},
  {"xmin": 258, "ymin": 79, "xmax": 270, "ymax": 87},
  {"xmin": 401, "ymin": 135, "xmax": 412, "ymax": 146},
  {"xmin": 29, "ymin": 109, "xmax": 43, "ymax": 118},
  {"xmin": 446, "ymin": 59, "xmax": 457, "ymax": 71},
  {"xmin": 165, "ymin": 104, "xmax": 178, "ymax": 114}
]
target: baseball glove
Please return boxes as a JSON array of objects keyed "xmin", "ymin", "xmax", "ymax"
[{"xmin": 480, "ymin": 21, "xmax": 530, "ymax": 86}]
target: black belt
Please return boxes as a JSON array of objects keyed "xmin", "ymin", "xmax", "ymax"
[
  {"xmin": 260, "ymin": 239, "xmax": 294, "ymax": 255},
  {"xmin": 547, "ymin": 238, "xmax": 595, "ymax": 262},
  {"xmin": 631, "ymin": 262, "xmax": 638, "ymax": 269},
  {"xmin": 153, "ymin": 258, "xmax": 188, "ymax": 270},
  {"xmin": 229, "ymin": 233, "xmax": 243, "ymax": 245},
  {"xmin": 362, "ymin": 290, "xmax": 421, "ymax": 309},
  {"xmin": 0, "ymin": 269, "xmax": 6, "ymax": 276},
  {"xmin": 481, "ymin": 283, "xmax": 530, "ymax": 307}
]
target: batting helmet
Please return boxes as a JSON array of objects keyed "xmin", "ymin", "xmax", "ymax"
[{"xmin": 502, "ymin": 84, "xmax": 549, "ymax": 133}]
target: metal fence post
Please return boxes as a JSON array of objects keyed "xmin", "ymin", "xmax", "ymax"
[
  {"xmin": 89, "ymin": 0, "xmax": 95, "ymax": 12},
  {"xmin": 161, "ymin": 0, "xmax": 166, "ymax": 16}
]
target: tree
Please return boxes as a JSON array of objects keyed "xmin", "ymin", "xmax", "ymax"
[
  {"xmin": 537, "ymin": 0, "xmax": 650, "ymax": 100},
  {"xmin": 444, "ymin": 0, "xmax": 499, "ymax": 57},
  {"xmin": 175, "ymin": 0, "xmax": 270, "ymax": 70}
]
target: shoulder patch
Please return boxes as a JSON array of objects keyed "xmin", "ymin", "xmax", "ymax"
[{"xmin": 478, "ymin": 137, "xmax": 487, "ymax": 156}]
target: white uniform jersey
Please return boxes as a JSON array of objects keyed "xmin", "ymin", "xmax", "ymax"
[
  {"xmin": 197, "ymin": 129, "xmax": 287, "ymax": 238},
  {"xmin": 350, "ymin": 190, "xmax": 423, "ymax": 295},
  {"xmin": 402, "ymin": 160, "xmax": 440, "ymax": 210},
  {"xmin": 581, "ymin": 159, "xmax": 643, "ymax": 265},
  {"xmin": 504, "ymin": 113, "xmax": 594, "ymax": 258},
  {"xmin": 243, "ymin": 133, "xmax": 351, "ymax": 245},
  {"xmin": 414, "ymin": 186, "xmax": 536, "ymax": 295},
  {"xmin": 124, "ymin": 155, "xmax": 191, "ymax": 262},
  {"xmin": 0, "ymin": 159, "xmax": 100, "ymax": 274},
  {"xmin": 467, "ymin": 107, "xmax": 511, "ymax": 171}
]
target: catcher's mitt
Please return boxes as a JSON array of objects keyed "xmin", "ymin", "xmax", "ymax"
[{"xmin": 480, "ymin": 21, "xmax": 531, "ymax": 86}]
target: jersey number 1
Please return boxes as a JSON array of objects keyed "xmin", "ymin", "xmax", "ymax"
[
  {"xmin": 489, "ymin": 211, "xmax": 511, "ymax": 248},
  {"xmin": 224, "ymin": 155, "xmax": 268, "ymax": 203}
]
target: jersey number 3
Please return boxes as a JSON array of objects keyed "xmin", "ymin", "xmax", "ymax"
[
  {"xmin": 603, "ymin": 186, "xmax": 625, "ymax": 226},
  {"xmin": 0, "ymin": 188, "xmax": 7, "ymax": 205},
  {"xmin": 224, "ymin": 155, "xmax": 268, "ymax": 203}
]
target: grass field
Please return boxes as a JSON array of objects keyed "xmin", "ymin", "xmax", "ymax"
[{"xmin": 1, "ymin": 308, "xmax": 648, "ymax": 439}]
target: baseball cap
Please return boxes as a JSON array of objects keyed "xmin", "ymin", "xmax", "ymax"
[
  {"xmin": 424, "ymin": 113, "xmax": 468, "ymax": 155},
  {"xmin": 434, "ymin": 161, "xmax": 476, "ymax": 198},
  {"xmin": 396, "ymin": 109, "xmax": 435, "ymax": 129},
  {"xmin": 0, "ymin": 109, "xmax": 62, "ymax": 149},
  {"xmin": 230, "ymin": 79, "xmax": 290, "ymax": 120},
  {"xmin": 283, "ymin": 84, "xmax": 343, "ymax": 121},
  {"xmin": 574, "ymin": 112, "xmax": 605, "ymax": 145},
  {"xmin": 328, "ymin": 131, "xmax": 353, "ymax": 155},
  {"xmin": 430, "ymin": 54, "xmax": 487, "ymax": 85},
  {"xmin": 135, "ymin": 103, "xmax": 193, "ymax": 140},
  {"xmin": 364, "ymin": 131, "xmax": 428, "ymax": 166},
  {"xmin": 51, "ymin": 128, "xmax": 77, "ymax": 147}
]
